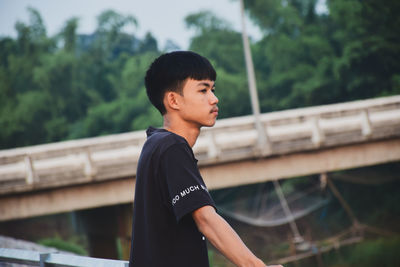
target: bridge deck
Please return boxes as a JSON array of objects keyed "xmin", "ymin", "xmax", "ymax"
[{"xmin": 1, "ymin": 95, "xmax": 400, "ymax": 221}]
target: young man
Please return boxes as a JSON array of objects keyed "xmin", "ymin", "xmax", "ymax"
[{"xmin": 129, "ymin": 51, "xmax": 282, "ymax": 267}]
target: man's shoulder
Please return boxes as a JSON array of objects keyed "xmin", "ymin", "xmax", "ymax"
[{"xmin": 144, "ymin": 127, "xmax": 188, "ymax": 155}]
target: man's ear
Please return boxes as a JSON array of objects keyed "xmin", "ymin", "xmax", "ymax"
[{"xmin": 164, "ymin": 92, "xmax": 180, "ymax": 111}]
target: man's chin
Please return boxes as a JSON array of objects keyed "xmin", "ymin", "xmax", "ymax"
[{"xmin": 202, "ymin": 121, "xmax": 216, "ymax": 128}]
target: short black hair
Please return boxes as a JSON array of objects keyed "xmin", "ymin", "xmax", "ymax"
[{"xmin": 144, "ymin": 51, "xmax": 217, "ymax": 115}]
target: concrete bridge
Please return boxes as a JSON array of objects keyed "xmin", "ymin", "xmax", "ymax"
[{"xmin": 1, "ymin": 95, "xmax": 400, "ymax": 222}]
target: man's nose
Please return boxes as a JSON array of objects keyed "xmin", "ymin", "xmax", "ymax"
[{"xmin": 210, "ymin": 92, "xmax": 218, "ymax": 104}]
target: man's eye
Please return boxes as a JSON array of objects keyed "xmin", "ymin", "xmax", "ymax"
[
  {"xmin": 200, "ymin": 89, "xmax": 207, "ymax": 93},
  {"xmin": 211, "ymin": 89, "xmax": 216, "ymax": 94}
]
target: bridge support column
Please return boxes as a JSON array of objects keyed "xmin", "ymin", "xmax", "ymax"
[
  {"xmin": 116, "ymin": 204, "xmax": 133, "ymax": 260},
  {"xmin": 77, "ymin": 204, "xmax": 132, "ymax": 260}
]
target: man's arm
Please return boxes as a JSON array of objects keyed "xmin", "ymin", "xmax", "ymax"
[{"xmin": 192, "ymin": 205, "xmax": 283, "ymax": 267}]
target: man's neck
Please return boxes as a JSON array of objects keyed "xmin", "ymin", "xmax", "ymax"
[{"xmin": 163, "ymin": 116, "xmax": 200, "ymax": 147}]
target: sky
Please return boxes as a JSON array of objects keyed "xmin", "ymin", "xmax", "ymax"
[{"xmin": 0, "ymin": 0, "xmax": 264, "ymax": 50}]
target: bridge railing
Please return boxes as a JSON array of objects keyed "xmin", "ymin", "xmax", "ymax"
[
  {"xmin": 195, "ymin": 95, "xmax": 400, "ymax": 161},
  {"xmin": 1, "ymin": 95, "xmax": 400, "ymax": 195},
  {"xmin": 0, "ymin": 248, "xmax": 129, "ymax": 267}
]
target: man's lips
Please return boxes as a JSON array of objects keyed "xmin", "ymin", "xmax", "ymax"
[{"xmin": 210, "ymin": 107, "xmax": 219, "ymax": 115}]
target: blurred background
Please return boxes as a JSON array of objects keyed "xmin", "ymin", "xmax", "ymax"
[{"xmin": 0, "ymin": 0, "xmax": 399, "ymax": 266}]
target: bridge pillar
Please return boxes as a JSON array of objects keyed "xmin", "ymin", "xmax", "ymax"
[
  {"xmin": 76, "ymin": 204, "xmax": 132, "ymax": 260},
  {"xmin": 116, "ymin": 204, "xmax": 133, "ymax": 260}
]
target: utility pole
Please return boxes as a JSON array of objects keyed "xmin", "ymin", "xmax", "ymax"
[{"xmin": 239, "ymin": 0, "xmax": 270, "ymax": 155}]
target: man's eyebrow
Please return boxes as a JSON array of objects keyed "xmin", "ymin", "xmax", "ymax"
[{"xmin": 197, "ymin": 82, "xmax": 215, "ymax": 88}]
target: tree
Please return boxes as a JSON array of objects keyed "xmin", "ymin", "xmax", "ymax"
[
  {"xmin": 0, "ymin": 8, "xmax": 161, "ymax": 148},
  {"xmin": 0, "ymin": 7, "xmax": 55, "ymax": 148},
  {"xmin": 138, "ymin": 32, "xmax": 158, "ymax": 53},
  {"xmin": 185, "ymin": 11, "xmax": 251, "ymax": 118},
  {"xmin": 61, "ymin": 17, "xmax": 79, "ymax": 52},
  {"xmin": 328, "ymin": 0, "xmax": 400, "ymax": 99},
  {"xmin": 243, "ymin": 0, "xmax": 400, "ymax": 111}
]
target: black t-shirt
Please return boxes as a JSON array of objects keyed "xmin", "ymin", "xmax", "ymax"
[{"xmin": 129, "ymin": 127, "xmax": 216, "ymax": 267}]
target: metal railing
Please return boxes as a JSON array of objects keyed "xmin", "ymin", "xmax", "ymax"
[{"xmin": 0, "ymin": 248, "xmax": 129, "ymax": 267}]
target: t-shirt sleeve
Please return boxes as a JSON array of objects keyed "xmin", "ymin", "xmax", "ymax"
[{"xmin": 160, "ymin": 143, "xmax": 216, "ymax": 222}]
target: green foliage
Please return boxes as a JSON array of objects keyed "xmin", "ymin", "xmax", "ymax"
[
  {"xmin": 185, "ymin": 11, "xmax": 251, "ymax": 118},
  {"xmin": 0, "ymin": 91, "xmax": 50, "ymax": 147},
  {"xmin": 207, "ymin": 249, "xmax": 215, "ymax": 266},
  {"xmin": 138, "ymin": 32, "xmax": 158, "ymax": 53},
  {"xmin": 0, "ymin": 7, "xmax": 160, "ymax": 148},
  {"xmin": 60, "ymin": 17, "xmax": 79, "ymax": 52},
  {"xmin": 1, "ymin": 1, "xmax": 399, "ymax": 149},
  {"xmin": 321, "ymin": 237, "xmax": 400, "ymax": 267},
  {"xmin": 38, "ymin": 236, "xmax": 88, "ymax": 255},
  {"xmin": 244, "ymin": 0, "xmax": 400, "ymax": 111}
]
